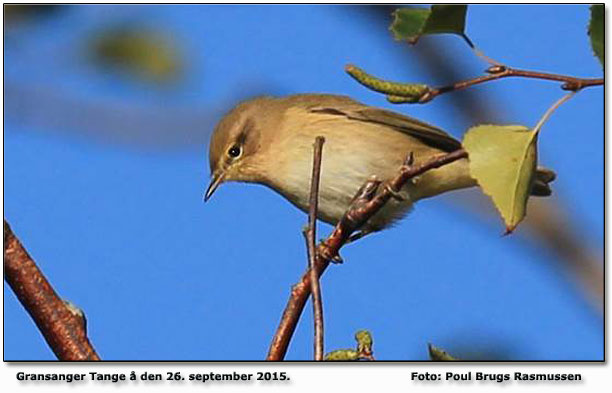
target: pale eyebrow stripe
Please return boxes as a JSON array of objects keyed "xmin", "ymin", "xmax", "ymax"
[{"xmin": 236, "ymin": 118, "xmax": 255, "ymax": 145}]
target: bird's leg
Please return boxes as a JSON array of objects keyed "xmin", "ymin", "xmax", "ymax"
[
  {"xmin": 303, "ymin": 227, "xmax": 345, "ymax": 264},
  {"xmin": 381, "ymin": 152, "xmax": 416, "ymax": 201},
  {"xmin": 402, "ymin": 151, "xmax": 415, "ymax": 168},
  {"xmin": 383, "ymin": 183, "xmax": 405, "ymax": 201},
  {"xmin": 345, "ymin": 154, "xmax": 416, "ymax": 242},
  {"xmin": 317, "ymin": 239, "xmax": 344, "ymax": 264},
  {"xmin": 402, "ymin": 151, "xmax": 421, "ymax": 185},
  {"xmin": 341, "ymin": 177, "xmax": 382, "ymax": 246},
  {"xmin": 316, "ymin": 178, "xmax": 381, "ymax": 264},
  {"xmin": 349, "ymin": 176, "xmax": 381, "ymax": 204},
  {"xmin": 316, "ymin": 228, "xmax": 374, "ymax": 264},
  {"xmin": 315, "ymin": 176, "xmax": 384, "ymax": 264}
]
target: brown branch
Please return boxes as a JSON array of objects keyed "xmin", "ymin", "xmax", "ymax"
[
  {"xmin": 305, "ymin": 136, "xmax": 325, "ymax": 361},
  {"xmin": 420, "ymin": 66, "xmax": 604, "ymax": 103},
  {"xmin": 266, "ymin": 149, "xmax": 468, "ymax": 360},
  {"xmin": 4, "ymin": 219, "xmax": 100, "ymax": 360}
]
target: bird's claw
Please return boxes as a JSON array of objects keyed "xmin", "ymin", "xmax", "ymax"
[
  {"xmin": 317, "ymin": 241, "xmax": 343, "ymax": 264},
  {"xmin": 384, "ymin": 183, "xmax": 405, "ymax": 201}
]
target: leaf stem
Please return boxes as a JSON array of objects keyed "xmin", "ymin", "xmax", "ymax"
[{"xmin": 534, "ymin": 91, "xmax": 577, "ymax": 133}]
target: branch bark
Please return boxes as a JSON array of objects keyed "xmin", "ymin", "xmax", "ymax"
[
  {"xmin": 419, "ymin": 65, "xmax": 604, "ymax": 103},
  {"xmin": 266, "ymin": 149, "xmax": 468, "ymax": 360},
  {"xmin": 306, "ymin": 136, "xmax": 325, "ymax": 361},
  {"xmin": 4, "ymin": 219, "xmax": 100, "ymax": 360}
]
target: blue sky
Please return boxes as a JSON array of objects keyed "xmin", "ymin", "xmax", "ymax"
[{"xmin": 3, "ymin": 4, "xmax": 603, "ymax": 360}]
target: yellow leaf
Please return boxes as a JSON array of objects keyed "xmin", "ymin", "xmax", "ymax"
[
  {"xmin": 463, "ymin": 125, "xmax": 538, "ymax": 233},
  {"xmin": 324, "ymin": 349, "xmax": 359, "ymax": 361},
  {"xmin": 428, "ymin": 343, "xmax": 457, "ymax": 361}
]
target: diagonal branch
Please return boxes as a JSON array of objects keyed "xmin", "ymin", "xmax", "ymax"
[
  {"xmin": 266, "ymin": 149, "xmax": 468, "ymax": 360},
  {"xmin": 305, "ymin": 136, "xmax": 325, "ymax": 361},
  {"xmin": 4, "ymin": 219, "xmax": 100, "ymax": 360}
]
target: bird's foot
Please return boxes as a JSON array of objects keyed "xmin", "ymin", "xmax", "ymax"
[
  {"xmin": 384, "ymin": 183, "xmax": 406, "ymax": 201},
  {"xmin": 317, "ymin": 241, "xmax": 344, "ymax": 264}
]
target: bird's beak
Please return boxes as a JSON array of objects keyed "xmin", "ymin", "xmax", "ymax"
[{"xmin": 204, "ymin": 172, "xmax": 225, "ymax": 202}]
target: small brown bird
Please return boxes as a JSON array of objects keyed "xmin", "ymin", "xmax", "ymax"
[{"xmin": 206, "ymin": 94, "xmax": 554, "ymax": 236}]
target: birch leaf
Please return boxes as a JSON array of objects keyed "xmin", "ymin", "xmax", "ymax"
[
  {"xmin": 324, "ymin": 349, "xmax": 359, "ymax": 361},
  {"xmin": 588, "ymin": 4, "xmax": 604, "ymax": 67},
  {"xmin": 428, "ymin": 343, "xmax": 457, "ymax": 361},
  {"xmin": 463, "ymin": 125, "xmax": 538, "ymax": 233},
  {"xmin": 391, "ymin": 5, "xmax": 468, "ymax": 44}
]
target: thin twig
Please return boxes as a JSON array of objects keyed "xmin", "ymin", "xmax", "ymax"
[
  {"xmin": 266, "ymin": 149, "xmax": 468, "ymax": 360},
  {"xmin": 420, "ymin": 66, "xmax": 603, "ymax": 103},
  {"xmin": 4, "ymin": 219, "xmax": 100, "ymax": 360},
  {"xmin": 534, "ymin": 91, "xmax": 577, "ymax": 133},
  {"xmin": 459, "ymin": 33, "xmax": 503, "ymax": 67},
  {"xmin": 306, "ymin": 137, "xmax": 325, "ymax": 361}
]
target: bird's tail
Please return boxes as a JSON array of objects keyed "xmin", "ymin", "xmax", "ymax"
[{"xmin": 531, "ymin": 167, "xmax": 556, "ymax": 197}]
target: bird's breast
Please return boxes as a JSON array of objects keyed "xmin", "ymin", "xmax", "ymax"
[{"xmin": 261, "ymin": 112, "xmax": 421, "ymax": 227}]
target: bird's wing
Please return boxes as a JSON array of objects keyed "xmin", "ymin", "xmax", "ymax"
[{"xmin": 305, "ymin": 95, "xmax": 461, "ymax": 152}]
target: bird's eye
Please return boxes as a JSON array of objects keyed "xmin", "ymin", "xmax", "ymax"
[{"xmin": 228, "ymin": 145, "xmax": 241, "ymax": 158}]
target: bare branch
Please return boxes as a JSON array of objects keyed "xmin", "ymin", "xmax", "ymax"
[
  {"xmin": 266, "ymin": 149, "xmax": 468, "ymax": 360},
  {"xmin": 306, "ymin": 136, "xmax": 325, "ymax": 361},
  {"xmin": 420, "ymin": 66, "xmax": 603, "ymax": 103},
  {"xmin": 4, "ymin": 219, "xmax": 100, "ymax": 360}
]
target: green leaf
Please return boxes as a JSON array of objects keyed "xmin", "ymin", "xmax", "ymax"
[
  {"xmin": 428, "ymin": 344, "xmax": 457, "ymax": 361},
  {"xmin": 390, "ymin": 7, "xmax": 430, "ymax": 42},
  {"xmin": 391, "ymin": 5, "xmax": 468, "ymax": 44},
  {"xmin": 355, "ymin": 330, "xmax": 373, "ymax": 352},
  {"xmin": 463, "ymin": 125, "xmax": 538, "ymax": 233},
  {"xmin": 588, "ymin": 4, "xmax": 604, "ymax": 67}
]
